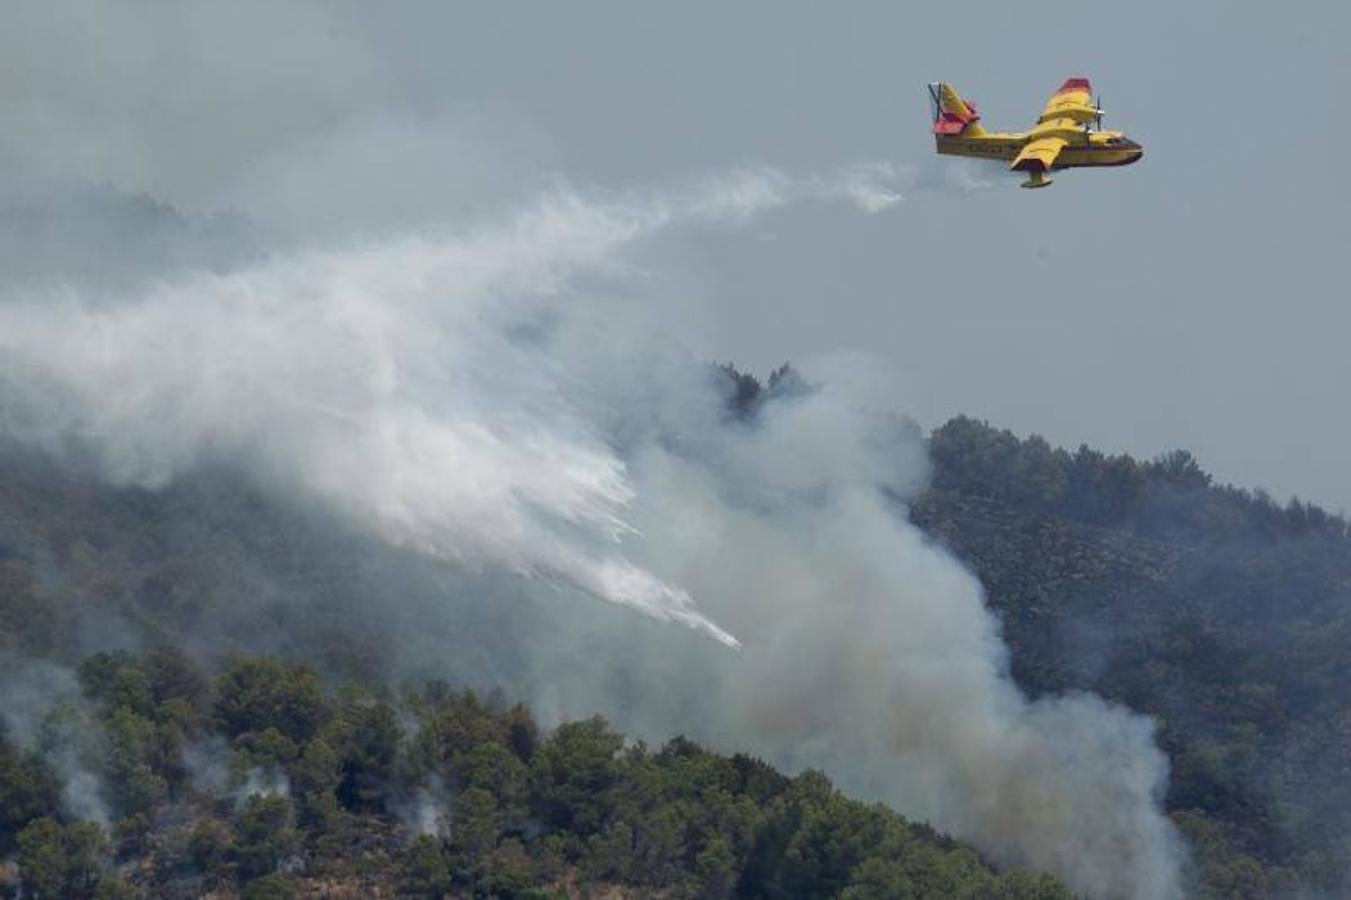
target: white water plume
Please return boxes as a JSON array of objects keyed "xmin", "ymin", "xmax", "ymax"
[
  {"xmin": 0, "ymin": 171, "xmax": 1180, "ymax": 897},
  {"xmin": 0, "ymin": 167, "xmax": 924, "ymax": 650}
]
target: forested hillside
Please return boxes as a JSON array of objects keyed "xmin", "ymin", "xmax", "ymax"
[
  {"xmin": 2, "ymin": 366, "xmax": 1348, "ymax": 897},
  {"xmin": 0, "ymin": 650, "xmax": 1064, "ymax": 898},
  {"xmin": 913, "ymin": 415, "xmax": 1351, "ymax": 898},
  {"xmin": 0, "ymin": 419, "xmax": 1072, "ymax": 897},
  {"xmin": 722, "ymin": 371, "xmax": 1351, "ymax": 897}
]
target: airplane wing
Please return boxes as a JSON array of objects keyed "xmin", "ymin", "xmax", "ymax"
[
  {"xmin": 1011, "ymin": 137, "xmax": 1068, "ymax": 172},
  {"xmin": 1037, "ymin": 77, "xmax": 1097, "ymax": 124},
  {"xmin": 1015, "ymin": 78, "xmax": 1094, "ymax": 173}
]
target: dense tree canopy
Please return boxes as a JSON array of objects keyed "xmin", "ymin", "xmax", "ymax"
[{"xmin": 0, "ymin": 651, "xmax": 1065, "ymax": 898}]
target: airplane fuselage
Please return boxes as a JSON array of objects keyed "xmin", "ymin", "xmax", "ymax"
[{"xmin": 935, "ymin": 129, "xmax": 1144, "ymax": 170}]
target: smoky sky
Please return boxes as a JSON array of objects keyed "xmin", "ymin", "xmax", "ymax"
[
  {"xmin": 6, "ymin": 5, "xmax": 1310, "ymax": 894},
  {"xmin": 3, "ymin": 0, "xmax": 1342, "ymax": 508}
]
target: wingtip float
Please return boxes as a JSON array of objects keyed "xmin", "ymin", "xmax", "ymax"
[{"xmin": 927, "ymin": 78, "xmax": 1143, "ymax": 188}]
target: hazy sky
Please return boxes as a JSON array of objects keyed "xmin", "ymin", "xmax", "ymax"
[{"xmin": 2, "ymin": 0, "xmax": 1347, "ymax": 509}]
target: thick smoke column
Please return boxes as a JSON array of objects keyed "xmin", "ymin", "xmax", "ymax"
[{"xmin": 0, "ymin": 174, "xmax": 1180, "ymax": 897}]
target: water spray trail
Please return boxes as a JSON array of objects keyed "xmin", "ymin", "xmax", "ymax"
[
  {"xmin": 0, "ymin": 166, "xmax": 905, "ymax": 648},
  {"xmin": 0, "ymin": 163, "xmax": 1177, "ymax": 897}
]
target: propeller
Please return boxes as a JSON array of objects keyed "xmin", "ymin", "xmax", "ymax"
[{"xmin": 1094, "ymin": 94, "xmax": 1104, "ymax": 131}]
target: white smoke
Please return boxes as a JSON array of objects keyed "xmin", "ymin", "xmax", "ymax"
[
  {"xmin": 0, "ymin": 656, "xmax": 111, "ymax": 827},
  {"xmin": 0, "ymin": 175, "xmax": 1182, "ymax": 897},
  {"xmin": 390, "ymin": 776, "xmax": 452, "ymax": 840},
  {"xmin": 237, "ymin": 767, "xmax": 291, "ymax": 804},
  {"xmin": 604, "ymin": 381, "xmax": 1184, "ymax": 899},
  {"xmin": 182, "ymin": 736, "xmax": 232, "ymax": 796}
]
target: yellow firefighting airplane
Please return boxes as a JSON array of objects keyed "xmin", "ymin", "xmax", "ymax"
[{"xmin": 927, "ymin": 78, "xmax": 1143, "ymax": 188}]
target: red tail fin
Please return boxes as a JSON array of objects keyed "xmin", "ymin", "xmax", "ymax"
[{"xmin": 929, "ymin": 83, "xmax": 986, "ymax": 136}]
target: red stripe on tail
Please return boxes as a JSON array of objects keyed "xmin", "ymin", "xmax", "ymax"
[{"xmin": 1056, "ymin": 77, "xmax": 1092, "ymax": 94}]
